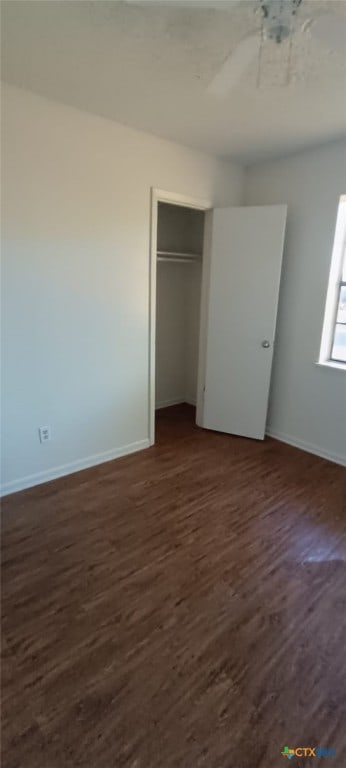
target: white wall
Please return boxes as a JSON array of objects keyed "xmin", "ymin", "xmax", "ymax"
[
  {"xmin": 1, "ymin": 84, "xmax": 244, "ymax": 494},
  {"xmin": 185, "ymin": 262, "xmax": 202, "ymax": 405},
  {"xmin": 155, "ymin": 261, "xmax": 202, "ymax": 409},
  {"xmin": 155, "ymin": 262, "xmax": 187, "ymax": 408},
  {"xmin": 245, "ymin": 140, "xmax": 346, "ymax": 465},
  {"xmin": 155, "ymin": 204, "xmax": 203, "ymax": 409}
]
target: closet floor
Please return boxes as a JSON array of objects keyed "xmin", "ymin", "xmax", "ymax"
[{"xmin": 2, "ymin": 404, "xmax": 346, "ymax": 768}]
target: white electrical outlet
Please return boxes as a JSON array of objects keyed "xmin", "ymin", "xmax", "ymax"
[{"xmin": 39, "ymin": 426, "xmax": 51, "ymax": 443}]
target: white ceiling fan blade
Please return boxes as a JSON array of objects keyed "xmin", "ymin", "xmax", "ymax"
[
  {"xmin": 310, "ymin": 13, "xmax": 346, "ymax": 53},
  {"xmin": 208, "ymin": 34, "xmax": 259, "ymax": 96}
]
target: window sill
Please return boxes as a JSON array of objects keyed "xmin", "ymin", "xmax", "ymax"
[{"xmin": 316, "ymin": 360, "xmax": 346, "ymax": 372}]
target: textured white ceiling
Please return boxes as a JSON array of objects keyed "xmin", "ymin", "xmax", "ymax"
[{"xmin": 2, "ymin": 0, "xmax": 346, "ymax": 162}]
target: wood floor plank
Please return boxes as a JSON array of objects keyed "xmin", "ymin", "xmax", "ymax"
[{"xmin": 1, "ymin": 405, "xmax": 346, "ymax": 767}]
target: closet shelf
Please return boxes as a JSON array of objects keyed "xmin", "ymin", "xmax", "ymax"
[{"xmin": 157, "ymin": 250, "xmax": 202, "ymax": 264}]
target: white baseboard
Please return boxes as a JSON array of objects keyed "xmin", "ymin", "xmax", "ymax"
[
  {"xmin": 266, "ymin": 427, "xmax": 346, "ymax": 467},
  {"xmin": 4, "ymin": 426, "xmax": 342, "ymax": 497},
  {"xmin": 155, "ymin": 398, "xmax": 196, "ymax": 410},
  {"xmin": 155, "ymin": 398, "xmax": 185, "ymax": 410},
  {"xmin": 0, "ymin": 438, "xmax": 150, "ymax": 497}
]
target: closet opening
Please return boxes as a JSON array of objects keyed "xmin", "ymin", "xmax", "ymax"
[{"xmin": 149, "ymin": 190, "xmax": 211, "ymax": 445}]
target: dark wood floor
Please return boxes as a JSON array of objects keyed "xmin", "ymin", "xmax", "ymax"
[{"xmin": 2, "ymin": 405, "xmax": 346, "ymax": 768}]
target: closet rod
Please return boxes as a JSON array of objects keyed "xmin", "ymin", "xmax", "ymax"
[
  {"xmin": 157, "ymin": 256, "xmax": 200, "ymax": 264},
  {"xmin": 157, "ymin": 250, "xmax": 201, "ymax": 260}
]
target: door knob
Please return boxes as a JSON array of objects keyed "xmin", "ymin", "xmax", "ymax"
[{"xmin": 261, "ymin": 340, "xmax": 270, "ymax": 348}]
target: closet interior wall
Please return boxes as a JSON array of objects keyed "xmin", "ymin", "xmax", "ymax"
[{"xmin": 155, "ymin": 203, "xmax": 205, "ymax": 409}]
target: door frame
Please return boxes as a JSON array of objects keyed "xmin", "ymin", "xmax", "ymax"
[{"xmin": 149, "ymin": 188, "xmax": 212, "ymax": 445}]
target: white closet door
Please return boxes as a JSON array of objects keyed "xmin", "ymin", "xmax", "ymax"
[{"xmin": 199, "ymin": 205, "xmax": 287, "ymax": 440}]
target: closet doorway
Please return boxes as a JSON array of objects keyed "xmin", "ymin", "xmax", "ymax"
[
  {"xmin": 149, "ymin": 189, "xmax": 211, "ymax": 444},
  {"xmin": 149, "ymin": 188, "xmax": 287, "ymax": 446}
]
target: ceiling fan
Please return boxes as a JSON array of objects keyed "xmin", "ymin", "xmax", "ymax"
[{"xmin": 125, "ymin": 0, "xmax": 346, "ymax": 93}]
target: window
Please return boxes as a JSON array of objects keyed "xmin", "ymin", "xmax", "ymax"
[
  {"xmin": 319, "ymin": 196, "xmax": 346, "ymax": 367},
  {"xmin": 331, "ymin": 248, "xmax": 346, "ymax": 363}
]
